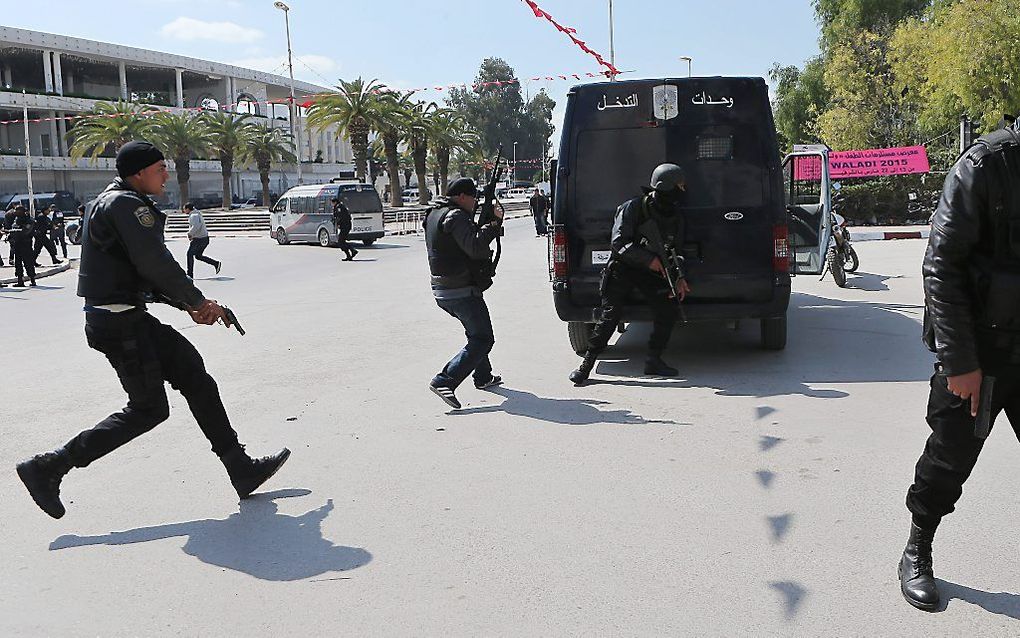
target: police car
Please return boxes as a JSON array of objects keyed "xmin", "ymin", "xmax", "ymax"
[
  {"xmin": 548, "ymin": 77, "xmax": 832, "ymax": 353},
  {"xmin": 269, "ymin": 182, "xmax": 385, "ymax": 247}
]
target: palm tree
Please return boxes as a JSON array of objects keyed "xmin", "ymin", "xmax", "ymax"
[
  {"xmin": 205, "ymin": 111, "xmax": 256, "ymax": 209},
  {"xmin": 429, "ymin": 109, "xmax": 477, "ymax": 196},
  {"xmin": 306, "ymin": 77, "xmax": 390, "ymax": 182},
  {"xmin": 403, "ymin": 101, "xmax": 438, "ymax": 205},
  {"xmin": 147, "ymin": 111, "xmax": 215, "ymax": 207},
  {"xmin": 68, "ymin": 101, "xmax": 157, "ymax": 162},
  {"xmin": 240, "ymin": 124, "xmax": 296, "ymax": 210},
  {"xmin": 375, "ymin": 92, "xmax": 415, "ymax": 207},
  {"xmin": 399, "ymin": 148, "xmax": 415, "ymax": 196}
]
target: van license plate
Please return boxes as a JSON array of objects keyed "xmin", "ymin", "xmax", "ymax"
[{"xmin": 591, "ymin": 251, "xmax": 611, "ymax": 265}]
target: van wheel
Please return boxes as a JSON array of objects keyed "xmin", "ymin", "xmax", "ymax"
[
  {"xmin": 362, "ymin": 238, "xmax": 376, "ymax": 246},
  {"xmin": 827, "ymin": 247, "xmax": 847, "ymax": 287},
  {"xmin": 568, "ymin": 321, "xmax": 594, "ymax": 355},
  {"xmin": 760, "ymin": 315, "xmax": 787, "ymax": 351},
  {"xmin": 276, "ymin": 228, "xmax": 289, "ymax": 245},
  {"xmin": 318, "ymin": 228, "xmax": 331, "ymax": 247}
]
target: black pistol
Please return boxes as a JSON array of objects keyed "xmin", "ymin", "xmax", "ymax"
[
  {"xmin": 221, "ymin": 306, "xmax": 245, "ymax": 336},
  {"xmin": 974, "ymin": 375, "xmax": 996, "ymax": 439}
]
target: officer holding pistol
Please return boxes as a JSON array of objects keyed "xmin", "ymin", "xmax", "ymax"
[
  {"xmin": 15, "ymin": 141, "xmax": 289, "ymax": 519},
  {"xmin": 569, "ymin": 163, "xmax": 691, "ymax": 385},
  {"xmin": 898, "ymin": 119, "xmax": 1020, "ymax": 611}
]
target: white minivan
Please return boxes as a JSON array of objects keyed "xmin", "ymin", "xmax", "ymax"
[{"xmin": 269, "ymin": 182, "xmax": 385, "ymax": 247}]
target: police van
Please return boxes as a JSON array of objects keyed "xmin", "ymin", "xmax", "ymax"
[
  {"xmin": 549, "ymin": 77, "xmax": 831, "ymax": 353},
  {"xmin": 269, "ymin": 181, "xmax": 385, "ymax": 247}
]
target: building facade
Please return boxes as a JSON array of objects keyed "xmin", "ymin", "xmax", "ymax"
[{"xmin": 0, "ymin": 26, "xmax": 353, "ymax": 208}]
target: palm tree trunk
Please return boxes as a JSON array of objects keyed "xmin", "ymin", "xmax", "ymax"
[
  {"xmin": 175, "ymin": 155, "xmax": 191, "ymax": 210},
  {"xmin": 413, "ymin": 140, "xmax": 428, "ymax": 205},
  {"xmin": 438, "ymin": 146, "xmax": 450, "ymax": 195},
  {"xmin": 383, "ymin": 132, "xmax": 402, "ymax": 208},
  {"xmin": 258, "ymin": 159, "xmax": 272, "ymax": 209},
  {"xmin": 220, "ymin": 154, "xmax": 233, "ymax": 209},
  {"xmin": 351, "ymin": 120, "xmax": 369, "ymax": 182}
]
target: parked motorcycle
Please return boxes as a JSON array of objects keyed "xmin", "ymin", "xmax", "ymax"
[{"xmin": 824, "ymin": 211, "xmax": 859, "ymax": 287}]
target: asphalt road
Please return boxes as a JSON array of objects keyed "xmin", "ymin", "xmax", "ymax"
[{"xmin": 2, "ymin": 220, "xmax": 1018, "ymax": 636}]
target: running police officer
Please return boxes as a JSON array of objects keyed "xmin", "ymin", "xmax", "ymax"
[
  {"xmin": 332, "ymin": 196, "xmax": 358, "ymax": 261},
  {"xmin": 32, "ymin": 205, "xmax": 62, "ymax": 266},
  {"xmin": 15, "ymin": 141, "xmax": 290, "ymax": 519},
  {"xmin": 569, "ymin": 163, "xmax": 691, "ymax": 385},
  {"xmin": 425, "ymin": 177, "xmax": 504, "ymax": 409},
  {"xmin": 899, "ymin": 119, "xmax": 1020, "ymax": 610},
  {"xmin": 49, "ymin": 203, "xmax": 68, "ymax": 260}
]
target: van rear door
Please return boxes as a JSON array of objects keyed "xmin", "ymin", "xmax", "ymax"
[{"xmin": 782, "ymin": 149, "xmax": 832, "ymax": 275}]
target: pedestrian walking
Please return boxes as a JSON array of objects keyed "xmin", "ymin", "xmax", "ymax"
[
  {"xmin": 184, "ymin": 203, "xmax": 221, "ymax": 278},
  {"xmin": 9, "ymin": 205, "xmax": 37, "ymax": 287},
  {"xmin": 898, "ymin": 119, "xmax": 1020, "ymax": 611},
  {"xmin": 568, "ymin": 164, "xmax": 691, "ymax": 385},
  {"xmin": 32, "ymin": 206, "xmax": 62, "ymax": 266},
  {"xmin": 332, "ymin": 197, "xmax": 358, "ymax": 261},
  {"xmin": 529, "ymin": 188, "xmax": 549, "ymax": 236},
  {"xmin": 49, "ymin": 204, "xmax": 68, "ymax": 259},
  {"xmin": 424, "ymin": 178, "xmax": 504, "ymax": 409},
  {"xmin": 15, "ymin": 141, "xmax": 289, "ymax": 520}
]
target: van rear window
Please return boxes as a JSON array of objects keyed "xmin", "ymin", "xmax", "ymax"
[{"xmin": 697, "ymin": 135, "xmax": 734, "ymax": 160}]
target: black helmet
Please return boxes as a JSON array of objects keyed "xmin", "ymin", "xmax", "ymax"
[{"xmin": 650, "ymin": 163, "xmax": 685, "ymax": 192}]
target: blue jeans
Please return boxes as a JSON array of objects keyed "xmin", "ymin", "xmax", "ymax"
[{"xmin": 433, "ymin": 294, "xmax": 494, "ymax": 390}]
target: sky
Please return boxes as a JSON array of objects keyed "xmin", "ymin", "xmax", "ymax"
[{"xmin": 2, "ymin": 0, "xmax": 823, "ymax": 157}]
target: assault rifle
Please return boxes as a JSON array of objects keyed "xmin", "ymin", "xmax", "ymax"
[
  {"xmin": 477, "ymin": 146, "xmax": 506, "ymax": 271},
  {"xmin": 664, "ymin": 245, "xmax": 688, "ymax": 323}
]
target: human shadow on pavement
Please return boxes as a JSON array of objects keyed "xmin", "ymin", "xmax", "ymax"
[
  {"xmin": 936, "ymin": 580, "xmax": 1020, "ymax": 619},
  {"xmin": 49, "ymin": 489, "xmax": 371, "ymax": 581},
  {"xmin": 591, "ymin": 292, "xmax": 929, "ymax": 399},
  {"xmin": 843, "ymin": 272, "xmax": 903, "ymax": 292},
  {"xmin": 454, "ymin": 387, "xmax": 682, "ymax": 426}
]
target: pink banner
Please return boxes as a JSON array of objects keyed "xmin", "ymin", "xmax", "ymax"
[{"xmin": 794, "ymin": 145, "xmax": 931, "ymax": 181}]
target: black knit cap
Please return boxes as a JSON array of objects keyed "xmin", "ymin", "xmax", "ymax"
[
  {"xmin": 116, "ymin": 141, "xmax": 165, "ymax": 178},
  {"xmin": 446, "ymin": 177, "xmax": 478, "ymax": 197}
]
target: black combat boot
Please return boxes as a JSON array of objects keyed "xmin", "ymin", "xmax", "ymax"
[
  {"xmin": 644, "ymin": 354, "xmax": 679, "ymax": 376},
  {"xmin": 898, "ymin": 521, "xmax": 939, "ymax": 611},
  {"xmin": 569, "ymin": 351, "xmax": 598, "ymax": 385},
  {"xmin": 220, "ymin": 445, "xmax": 291, "ymax": 499},
  {"xmin": 16, "ymin": 449, "xmax": 73, "ymax": 519}
]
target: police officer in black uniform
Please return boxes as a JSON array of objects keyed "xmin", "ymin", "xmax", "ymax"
[
  {"xmin": 425, "ymin": 177, "xmax": 504, "ymax": 409},
  {"xmin": 32, "ymin": 205, "xmax": 62, "ymax": 266},
  {"xmin": 898, "ymin": 120, "xmax": 1020, "ymax": 610},
  {"xmin": 15, "ymin": 141, "xmax": 290, "ymax": 519},
  {"xmin": 8, "ymin": 205, "xmax": 37, "ymax": 287},
  {"xmin": 331, "ymin": 196, "xmax": 358, "ymax": 261},
  {"xmin": 569, "ymin": 164, "xmax": 691, "ymax": 385},
  {"xmin": 49, "ymin": 203, "xmax": 68, "ymax": 259}
]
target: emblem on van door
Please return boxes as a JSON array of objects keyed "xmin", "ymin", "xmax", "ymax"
[
  {"xmin": 724, "ymin": 212, "xmax": 744, "ymax": 221},
  {"xmin": 652, "ymin": 85, "xmax": 679, "ymax": 120}
]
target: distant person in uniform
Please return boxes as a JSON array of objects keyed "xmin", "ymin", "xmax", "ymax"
[
  {"xmin": 185, "ymin": 203, "xmax": 221, "ymax": 278},
  {"xmin": 33, "ymin": 206, "xmax": 62, "ymax": 266},
  {"xmin": 332, "ymin": 197, "xmax": 358, "ymax": 261},
  {"xmin": 9, "ymin": 205, "xmax": 37, "ymax": 287},
  {"xmin": 49, "ymin": 204, "xmax": 68, "ymax": 259},
  {"xmin": 15, "ymin": 141, "xmax": 289, "ymax": 519},
  {"xmin": 529, "ymin": 188, "xmax": 549, "ymax": 236},
  {"xmin": 5, "ymin": 205, "xmax": 16, "ymax": 265}
]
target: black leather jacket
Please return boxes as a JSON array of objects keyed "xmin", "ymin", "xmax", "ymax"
[
  {"xmin": 610, "ymin": 194, "xmax": 686, "ymax": 275},
  {"xmin": 923, "ymin": 128, "xmax": 1020, "ymax": 375},
  {"xmin": 77, "ymin": 178, "xmax": 204, "ymax": 308},
  {"xmin": 424, "ymin": 204, "xmax": 501, "ymax": 290}
]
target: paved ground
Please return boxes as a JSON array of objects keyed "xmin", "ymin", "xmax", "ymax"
[{"xmin": 2, "ymin": 221, "xmax": 1018, "ymax": 636}]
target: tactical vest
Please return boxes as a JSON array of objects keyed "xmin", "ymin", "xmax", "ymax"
[{"xmin": 423, "ymin": 205, "xmax": 492, "ymax": 290}]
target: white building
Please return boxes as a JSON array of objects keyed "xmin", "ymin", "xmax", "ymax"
[{"xmin": 0, "ymin": 25, "xmax": 354, "ymax": 207}]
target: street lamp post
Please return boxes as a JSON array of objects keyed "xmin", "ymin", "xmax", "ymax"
[
  {"xmin": 680, "ymin": 56, "xmax": 693, "ymax": 78},
  {"xmin": 512, "ymin": 141, "xmax": 518, "ymax": 187},
  {"xmin": 274, "ymin": 1, "xmax": 302, "ymax": 184},
  {"xmin": 608, "ymin": 0, "xmax": 617, "ymax": 81}
]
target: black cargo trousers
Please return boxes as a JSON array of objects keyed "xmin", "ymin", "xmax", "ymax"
[
  {"xmin": 64, "ymin": 309, "xmax": 240, "ymax": 468},
  {"xmin": 906, "ymin": 341, "xmax": 1020, "ymax": 529},
  {"xmin": 587, "ymin": 262, "xmax": 679, "ymax": 355}
]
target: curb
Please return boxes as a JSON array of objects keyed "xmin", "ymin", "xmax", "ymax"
[
  {"xmin": 0, "ymin": 261, "xmax": 71, "ymax": 285},
  {"xmin": 850, "ymin": 229, "xmax": 930, "ymax": 242}
]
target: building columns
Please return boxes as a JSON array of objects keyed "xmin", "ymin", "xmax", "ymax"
[
  {"xmin": 119, "ymin": 61, "xmax": 127, "ymax": 100},
  {"xmin": 43, "ymin": 50, "xmax": 54, "ymax": 93},
  {"xmin": 175, "ymin": 69, "xmax": 184, "ymax": 108},
  {"xmin": 48, "ymin": 110, "xmax": 59, "ymax": 157},
  {"xmin": 56, "ymin": 111, "xmax": 68, "ymax": 156},
  {"xmin": 52, "ymin": 52, "xmax": 63, "ymax": 96},
  {"xmin": 225, "ymin": 77, "xmax": 234, "ymax": 111}
]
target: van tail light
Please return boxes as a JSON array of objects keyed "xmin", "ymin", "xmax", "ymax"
[
  {"xmin": 773, "ymin": 224, "xmax": 790, "ymax": 273},
  {"xmin": 551, "ymin": 224, "xmax": 568, "ymax": 280}
]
